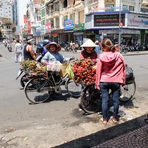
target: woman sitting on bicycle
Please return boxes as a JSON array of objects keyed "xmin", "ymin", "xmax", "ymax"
[
  {"xmin": 80, "ymin": 39, "xmax": 98, "ymax": 63},
  {"xmin": 95, "ymin": 38, "xmax": 126, "ymax": 124},
  {"xmin": 41, "ymin": 42, "xmax": 73, "ymax": 64}
]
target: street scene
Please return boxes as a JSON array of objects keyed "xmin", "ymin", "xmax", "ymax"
[{"xmin": 0, "ymin": 0, "xmax": 148, "ymax": 148}]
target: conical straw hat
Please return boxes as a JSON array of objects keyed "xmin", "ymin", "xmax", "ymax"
[{"xmin": 81, "ymin": 39, "xmax": 97, "ymax": 47}]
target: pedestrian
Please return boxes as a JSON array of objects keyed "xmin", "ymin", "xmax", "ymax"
[
  {"xmin": 95, "ymin": 40, "xmax": 101, "ymax": 56},
  {"xmin": 95, "ymin": 38, "xmax": 126, "ymax": 124},
  {"xmin": 23, "ymin": 38, "xmax": 36, "ymax": 61},
  {"xmin": 80, "ymin": 39, "xmax": 97, "ymax": 63},
  {"xmin": 14, "ymin": 40, "xmax": 22, "ymax": 63}
]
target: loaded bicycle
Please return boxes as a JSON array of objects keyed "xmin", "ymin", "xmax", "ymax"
[
  {"xmin": 80, "ymin": 64, "xmax": 136, "ymax": 114},
  {"xmin": 23, "ymin": 61, "xmax": 82, "ymax": 104}
]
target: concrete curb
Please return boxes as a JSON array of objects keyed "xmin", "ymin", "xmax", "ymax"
[{"xmin": 123, "ymin": 52, "xmax": 148, "ymax": 56}]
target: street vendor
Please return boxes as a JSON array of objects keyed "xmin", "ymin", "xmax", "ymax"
[
  {"xmin": 41, "ymin": 42, "xmax": 73, "ymax": 64},
  {"xmin": 80, "ymin": 39, "xmax": 98, "ymax": 63}
]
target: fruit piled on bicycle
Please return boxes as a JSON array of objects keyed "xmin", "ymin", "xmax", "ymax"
[
  {"xmin": 21, "ymin": 60, "xmax": 47, "ymax": 75},
  {"xmin": 72, "ymin": 58, "xmax": 96, "ymax": 84}
]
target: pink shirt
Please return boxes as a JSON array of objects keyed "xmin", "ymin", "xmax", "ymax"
[
  {"xmin": 96, "ymin": 52, "xmax": 126, "ymax": 89},
  {"xmin": 80, "ymin": 50, "xmax": 97, "ymax": 63}
]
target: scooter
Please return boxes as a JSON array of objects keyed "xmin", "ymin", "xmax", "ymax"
[{"xmin": 7, "ymin": 43, "xmax": 12, "ymax": 52}]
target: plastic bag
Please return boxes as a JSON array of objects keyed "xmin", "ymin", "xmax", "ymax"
[
  {"xmin": 60, "ymin": 63, "xmax": 68, "ymax": 77},
  {"xmin": 66, "ymin": 63, "xmax": 74, "ymax": 79}
]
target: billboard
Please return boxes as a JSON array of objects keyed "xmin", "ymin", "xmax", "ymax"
[
  {"xmin": 64, "ymin": 19, "xmax": 73, "ymax": 30},
  {"xmin": 94, "ymin": 14, "xmax": 125, "ymax": 27},
  {"xmin": 45, "ymin": 23, "xmax": 51, "ymax": 33}
]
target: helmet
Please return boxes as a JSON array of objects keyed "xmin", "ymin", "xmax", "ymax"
[{"xmin": 43, "ymin": 40, "xmax": 50, "ymax": 46}]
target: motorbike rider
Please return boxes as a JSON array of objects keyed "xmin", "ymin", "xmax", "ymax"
[
  {"xmin": 80, "ymin": 39, "xmax": 98, "ymax": 63},
  {"xmin": 23, "ymin": 38, "xmax": 37, "ymax": 61},
  {"xmin": 42, "ymin": 40, "xmax": 51, "ymax": 56}
]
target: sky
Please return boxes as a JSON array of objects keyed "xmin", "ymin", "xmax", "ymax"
[{"xmin": 17, "ymin": 0, "xmax": 30, "ymax": 27}]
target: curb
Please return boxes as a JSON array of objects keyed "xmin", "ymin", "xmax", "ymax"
[{"xmin": 122, "ymin": 52, "xmax": 148, "ymax": 56}]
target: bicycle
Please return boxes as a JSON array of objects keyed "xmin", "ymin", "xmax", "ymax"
[
  {"xmin": 80, "ymin": 65, "xmax": 136, "ymax": 114},
  {"xmin": 24, "ymin": 68, "xmax": 82, "ymax": 104}
]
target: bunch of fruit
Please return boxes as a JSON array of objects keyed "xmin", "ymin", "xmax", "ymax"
[
  {"xmin": 72, "ymin": 58, "xmax": 96, "ymax": 84},
  {"xmin": 21, "ymin": 60, "xmax": 47, "ymax": 75}
]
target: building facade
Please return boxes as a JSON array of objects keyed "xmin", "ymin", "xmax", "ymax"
[
  {"xmin": 27, "ymin": 0, "xmax": 42, "ymax": 43},
  {"xmin": 0, "ymin": 0, "xmax": 13, "ymax": 39},
  {"xmin": 84, "ymin": 0, "xmax": 148, "ymax": 45}
]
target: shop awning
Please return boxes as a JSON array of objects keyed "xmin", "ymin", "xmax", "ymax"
[{"xmin": 45, "ymin": 0, "xmax": 55, "ymax": 6}]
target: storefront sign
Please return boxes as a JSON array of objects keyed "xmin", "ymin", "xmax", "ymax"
[
  {"xmin": 52, "ymin": 33, "xmax": 58, "ymax": 37},
  {"xmin": 36, "ymin": 26, "xmax": 41, "ymax": 34},
  {"xmin": 127, "ymin": 13, "xmax": 148, "ymax": 29},
  {"xmin": 45, "ymin": 23, "xmax": 51, "ymax": 33},
  {"xmin": 73, "ymin": 23, "xmax": 84, "ymax": 31},
  {"xmin": 64, "ymin": 19, "xmax": 73, "ymax": 30},
  {"xmin": 94, "ymin": 14, "xmax": 125, "ymax": 27}
]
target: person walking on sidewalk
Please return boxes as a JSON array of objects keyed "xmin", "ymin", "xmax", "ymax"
[
  {"xmin": 14, "ymin": 40, "xmax": 22, "ymax": 63},
  {"xmin": 95, "ymin": 38, "xmax": 126, "ymax": 124}
]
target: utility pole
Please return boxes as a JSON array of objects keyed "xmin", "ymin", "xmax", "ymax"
[{"xmin": 118, "ymin": 0, "xmax": 122, "ymax": 52}]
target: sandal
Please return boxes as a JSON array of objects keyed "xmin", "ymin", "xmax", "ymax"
[
  {"xmin": 100, "ymin": 118, "xmax": 107, "ymax": 124},
  {"xmin": 110, "ymin": 116, "xmax": 118, "ymax": 124}
]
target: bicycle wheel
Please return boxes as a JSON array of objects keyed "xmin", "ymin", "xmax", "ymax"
[
  {"xmin": 119, "ymin": 81, "xmax": 136, "ymax": 102},
  {"xmin": 24, "ymin": 77, "xmax": 52, "ymax": 104},
  {"xmin": 65, "ymin": 78, "xmax": 82, "ymax": 98},
  {"xmin": 20, "ymin": 74, "xmax": 30, "ymax": 88},
  {"xmin": 80, "ymin": 84, "xmax": 101, "ymax": 114}
]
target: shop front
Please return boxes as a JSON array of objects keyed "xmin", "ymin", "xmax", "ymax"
[
  {"xmin": 85, "ymin": 11, "xmax": 148, "ymax": 45},
  {"xmin": 63, "ymin": 19, "xmax": 74, "ymax": 43},
  {"xmin": 73, "ymin": 23, "xmax": 84, "ymax": 45}
]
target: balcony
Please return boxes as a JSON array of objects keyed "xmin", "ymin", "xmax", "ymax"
[
  {"xmin": 141, "ymin": 0, "xmax": 148, "ymax": 6},
  {"xmin": 74, "ymin": 1, "xmax": 84, "ymax": 10}
]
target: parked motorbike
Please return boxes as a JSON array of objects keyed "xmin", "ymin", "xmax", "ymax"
[{"xmin": 7, "ymin": 43, "xmax": 12, "ymax": 52}]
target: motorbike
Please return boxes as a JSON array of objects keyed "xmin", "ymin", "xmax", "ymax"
[
  {"xmin": 7, "ymin": 43, "xmax": 12, "ymax": 52},
  {"xmin": 16, "ymin": 68, "xmax": 30, "ymax": 88}
]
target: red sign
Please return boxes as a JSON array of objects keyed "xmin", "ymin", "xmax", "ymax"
[
  {"xmin": 45, "ymin": 24, "xmax": 51, "ymax": 33},
  {"xmin": 52, "ymin": 33, "xmax": 58, "ymax": 37},
  {"xmin": 119, "ymin": 22, "xmax": 123, "ymax": 29}
]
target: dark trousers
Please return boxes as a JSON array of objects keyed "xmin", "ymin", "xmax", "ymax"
[{"xmin": 100, "ymin": 82, "xmax": 120, "ymax": 120}]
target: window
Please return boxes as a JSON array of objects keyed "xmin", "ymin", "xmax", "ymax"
[
  {"xmin": 64, "ymin": 15, "xmax": 68, "ymax": 21},
  {"xmin": 105, "ymin": 4, "xmax": 114, "ymax": 12},
  {"xmin": 123, "ymin": 5, "xmax": 128, "ymax": 11},
  {"xmin": 63, "ymin": 0, "xmax": 67, "ymax": 8},
  {"xmin": 129, "ymin": 6, "xmax": 134, "ymax": 11},
  {"xmin": 55, "ymin": 17, "xmax": 59, "ymax": 28},
  {"xmin": 54, "ymin": 2, "xmax": 59, "ymax": 11}
]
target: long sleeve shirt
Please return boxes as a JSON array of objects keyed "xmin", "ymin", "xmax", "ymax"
[
  {"xmin": 96, "ymin": 52, "xmax": 126, "ymax": 89},
  {"xmin": 41, "ymin": 51, "xmax": 69, "ymax": 63}
]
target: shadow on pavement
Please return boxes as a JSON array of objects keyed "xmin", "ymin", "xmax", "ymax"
[{"xmin": 55, "ymin": 114, "xmax": 147, "ymax": 148}]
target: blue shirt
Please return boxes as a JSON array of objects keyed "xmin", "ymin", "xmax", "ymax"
[
  {"xmin": 95, "ymin": 45, "xmax": 101, "ymax": 55},
  {"xmin": 41, "ymin": 51, "xmax": 69, "ymax": 63},
  {"xmin": 42, "ymin": 46, "xmax": 49, "ymax": 57}
]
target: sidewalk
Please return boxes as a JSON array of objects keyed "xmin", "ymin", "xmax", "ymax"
[{"xmin": 61, "ymin": 48, "xmax": 148, "ymax": 56}]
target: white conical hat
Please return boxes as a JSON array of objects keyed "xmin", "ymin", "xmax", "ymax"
[{"xmin": 81, "ymin": 39, "xmax": 97, "ymax": 47}]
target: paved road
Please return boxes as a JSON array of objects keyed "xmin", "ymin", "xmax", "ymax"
[{"xmin": 0, "ymin": 43, "xmax": 148, "ymax": 147}]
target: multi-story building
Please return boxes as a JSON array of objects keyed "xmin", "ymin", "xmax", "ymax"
[
  {"xmin": 27, "ymin": 0, "xmax": 42, "ymax": 42},
  {"xmin": 0, "ymin": 0, "xmax": 13, "ymax": 39},
  {"xmin": 41, "ymin": 0, "xmax": 84, "ymax": 44},
  {"xmin": 84, "ymin": 0, "xmax": 148, "ymax": 45},
  {"xmin": 41, "ymin": 0, "xmax": 148, "ymax": 45}
]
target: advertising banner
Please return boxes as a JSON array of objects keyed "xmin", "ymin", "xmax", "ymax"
[
  {"xmin": 73, "ymin": 23, "xmax": 84, "ymax": 31},
  {"xmin": 94, "ymin": 14, "xmax": 125, "ymax": 27},
  {"xmin": 36, "ymin": 26, "xmax": 41, "ymax": 34},
  {"xmin": 64, "ymin": 19, "xmax": 73, "ymax": 30},
  {"xmin": 127, "ymin": 13, "xmax": 148, "ymax": 29},
  {"xmin": 45, "ymin": 23, "xmax": 51, "ymax": 33}
]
